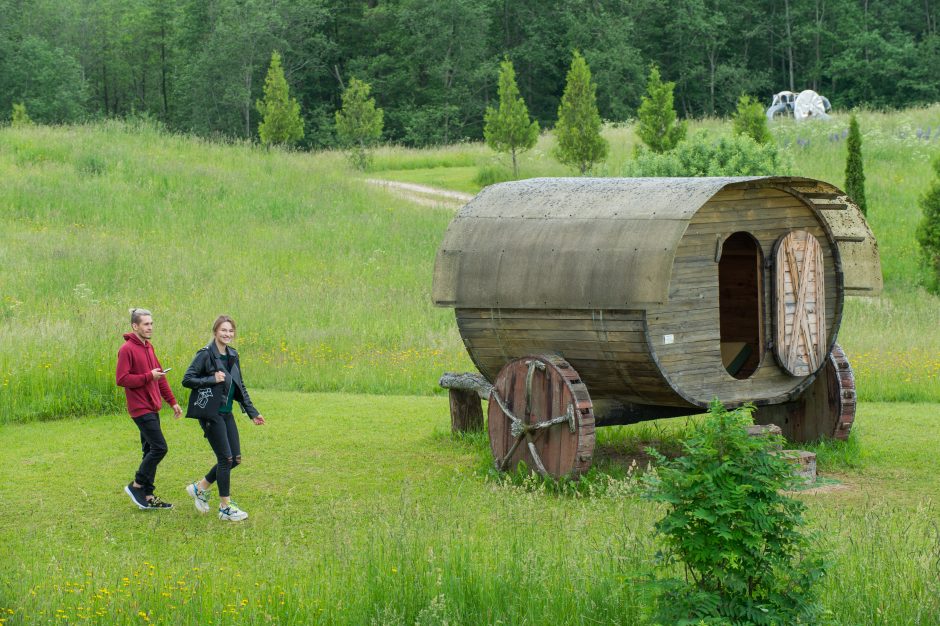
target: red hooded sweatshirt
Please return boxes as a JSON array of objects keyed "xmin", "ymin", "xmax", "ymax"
[{"xmin": 116, "ymin": 332, "xmax": 177, "ymax": 418}]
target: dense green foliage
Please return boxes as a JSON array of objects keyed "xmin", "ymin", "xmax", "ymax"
[
  {"xmin": 645, "ymin": 401, "xmax": 826, "ymax": 624},
  {"xmin": 3, "ymin": 0, "xmax": 940, "ymax": 146},
  {"xmin": 845, "ymin": 114, "xmax": 868, "ymax": 215},
  {"xmin": 11, "ymin": 103, "xmax": 31, "ymax": 127},
  {"xmin": 335, "ymin": 78, "xmax": 385, "ymax": 170},
  {"xmin": 624, "ymin": 131, "xmax": 787, "ymax": 177},
  {"xmin": 256, "ymin": 51, "xmax": 304, "ymax": 147},
  {"xmin": 636, "ymin": 65, "xmax": 687, "ymax": 153},
  {"xmin": 917, "ymin": 156, "xmax": 940, "ymax": 292},
  {"xmin": 553, "ymin": 51, "xmax": 608, "ymax": 174},
  {"xmin": 483, "ymin": 58, "xmax": 539, "ymax": 177},
  {"xmin": 732, "ymin": 94, "xmax": 773, "ymax": 145}
]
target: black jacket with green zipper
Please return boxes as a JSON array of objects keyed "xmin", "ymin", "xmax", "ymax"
[{"xmin": 182, "ymin": 342, "xmax": 259, "ymax": 419}]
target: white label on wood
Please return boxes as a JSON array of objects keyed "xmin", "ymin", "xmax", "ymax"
[
  {"xmin": 663, "ymin": 334, "xmax": 674, "ymax": 344},
  {"xmin": 774, "ymin": 231, "xmax": 826, "ymax": 377}
]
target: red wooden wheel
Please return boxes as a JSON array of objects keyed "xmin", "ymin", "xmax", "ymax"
[
  {"xmin": 488, "ymin": 354, "xmax": 595, "ymax": 478},
  {"xmin": 755, "ymin": 343, "xmax": 857, "ymax": 442}
]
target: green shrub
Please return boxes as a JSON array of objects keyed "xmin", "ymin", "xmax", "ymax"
[
  {"xmin": 11, "ymin": 103, "xmax": 32, "ymax": 127},
  {"xmin": 644, "ymin": 400, "xmax": 827, "ymax": 625},
  {"xmin": 916, "ymin": 155, "xmax": 940, "ymax": 292},
  {"xmin": 624, "ymin": 131, "xmax": 789, "ymax": 177},
  {"xmin": 732, "ymin": 94, "xmax": 773, "ymax": 145}
]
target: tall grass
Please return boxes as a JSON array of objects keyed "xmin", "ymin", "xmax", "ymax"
[{"xmin": 0, "ymin": 123, "xmax": 473, "ymax": 423}]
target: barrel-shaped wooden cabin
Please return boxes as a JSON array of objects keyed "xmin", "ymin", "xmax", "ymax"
[{"xmin": 433, "ymin": 177, "xmax": 881, "ymax": 470}]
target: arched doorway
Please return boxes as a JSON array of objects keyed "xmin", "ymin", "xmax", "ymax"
[{"xmin": 719, "ymin": 232, "xmax": 764, "ymax": 379}]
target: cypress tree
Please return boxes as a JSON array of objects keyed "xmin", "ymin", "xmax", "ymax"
[
  {"xmin": 845, "ymin": 114, "xmax": 867, "ymax": 215},
  {"xmin": 553, "ymin": 50, "xmax": 608, "ymax": 175},
  {"xmin": 636, "ymin": 65, "xmax": 686, "ymax": 153},
  {"xmin": 732, "ymin": 94, "xmax": 773, "ymax": 145},
  {"xmin": 256, "ymin": 51, "xmax": 304, "ymax": 147},
  {"xmin": 335, "ymin": 78, "xmax": 384, "ymax": 171},
  {"xmin": 916, "ymin": 156, "xmax": 940, "ymax": 292},
  {"xmin": 483, "ymin": 58, "xmax": 539, "ymax": 178}
]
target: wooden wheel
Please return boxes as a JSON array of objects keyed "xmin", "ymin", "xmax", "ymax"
[
  {"xmin": 488, "ymin": 354, "xmax": 595, "ymax": 478},
  {"xmin": 755, "ymin": 343, "xmax": 857, "ymax": 442}
]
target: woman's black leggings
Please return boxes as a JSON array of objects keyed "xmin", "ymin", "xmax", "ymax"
[{"xmin": 199, "ymin": 413, "xmax": 241, "ymax": 498}]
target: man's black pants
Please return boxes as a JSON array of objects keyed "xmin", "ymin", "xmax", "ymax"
[{"xmin": 133, "ymin": 412, "xmax": 168, "ymax": 496}]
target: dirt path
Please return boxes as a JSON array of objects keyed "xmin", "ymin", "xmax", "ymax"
[{"xmin": 365, "ymin": 178, "xmax": 473, "ymax": 209}]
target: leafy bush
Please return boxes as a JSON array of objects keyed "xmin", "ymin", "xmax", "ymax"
[
  {"xmin": 11, "ymin": 102, "xmax": 32, "ymax": 127},
  {"xmin": 623, "ymin": 131, "xmax": 789, "ymax": 177},
  {"xmin": 335, "ymin": 78, "xmax": 384, "ymax": 170},
  {"xmin": 644, "ymin": 400, "xmax": 826, "ymax": 625},
  {"xmin": 732, "ymin": 94, "xmax": 773, "ymax": 144},
  {"xmin": 916, "ymin": 154, "xmax": 940, "ymax": 292}
]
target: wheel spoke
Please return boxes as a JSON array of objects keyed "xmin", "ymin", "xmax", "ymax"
[{"xmin": 496, "ymin": 434, "xmax": 525, "ymax": 471}]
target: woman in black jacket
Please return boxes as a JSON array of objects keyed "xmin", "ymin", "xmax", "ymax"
[{"xmin": 182, "ymin": 315, "xmax": 265, "ymax": 521}]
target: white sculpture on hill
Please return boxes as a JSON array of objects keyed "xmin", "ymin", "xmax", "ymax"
[{"xmin": 766, "ymin": 89, "xmax": 832, "ymax": 121}]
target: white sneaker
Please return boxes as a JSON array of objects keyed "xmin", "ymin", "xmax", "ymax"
[
  {"xmin": 186, "ymin": 482, "xmax": 211, "ymax": 514},
  {"xmin": 218, "ymin": 502, "xmax": 248, "ymax": 521}
]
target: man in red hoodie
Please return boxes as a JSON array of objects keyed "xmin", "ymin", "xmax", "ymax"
[{"xmin": 116, "ymin": 308, "xmax": 182, "ymax": 509}]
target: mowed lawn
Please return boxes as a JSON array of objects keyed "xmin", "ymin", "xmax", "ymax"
[{"xmin": 1, "ymin": 392, "xmax": 939, "ymax": 625}]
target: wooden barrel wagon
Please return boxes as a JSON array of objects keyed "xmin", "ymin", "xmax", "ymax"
[{"xmin": 432, "ymin": 177, "xmax": 882, "ymax": 478}]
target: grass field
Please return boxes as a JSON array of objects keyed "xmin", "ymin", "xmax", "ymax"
[
  {"xmin": 2, "ymin": 110, "xmax": 940, "ymax": 422},
  {"xmin": 1, "ymin": 394, "xmax": 938, "ymax": 625},
  {"xmin": 3, "ymin": 110, "xmax": 940, "ymax": 623}
]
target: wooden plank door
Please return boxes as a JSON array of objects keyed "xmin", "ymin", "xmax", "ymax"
[{"xmin": 774, "ymin": 231, "xmax": 826, "ymax": 376}]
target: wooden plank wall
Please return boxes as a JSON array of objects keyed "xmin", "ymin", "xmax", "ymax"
[
  {"xmin": 455, "ymin": 308, "xmax": 687, "ymax": 406},
  {"xmin": 647, "ymin": 186, "xmax": 840, "ymax": 406}
]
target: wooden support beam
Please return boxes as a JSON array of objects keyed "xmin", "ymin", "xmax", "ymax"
[{"xmin": 439, "ymin": 372, "xmax": 492, "ymax": 433}]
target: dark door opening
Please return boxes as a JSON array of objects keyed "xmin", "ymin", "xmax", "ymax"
[{"xmin": 719, "ymin": 232, "xmax": 764, "ymax": 379}]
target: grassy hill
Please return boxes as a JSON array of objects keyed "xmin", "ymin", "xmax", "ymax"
[
  {"xmin": 2, "ymin": 109, "xmax": 940, "ymax": 423},
  {"xmin": 0, "ymin": 121, "xmax": 472, "ymax": 422}
]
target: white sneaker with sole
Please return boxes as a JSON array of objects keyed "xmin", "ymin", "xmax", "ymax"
[
  {"xmin": 219, "ymin": 502, "xmax": 248, "ymax": 521},
  {"xmin": 186, "ymin": 482, "xmax": 211, "ymax": 514}
]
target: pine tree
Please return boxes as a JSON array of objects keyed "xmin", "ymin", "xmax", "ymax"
[
  {"xmin": 11, "ymin": 103, "xmax": 32, "ymax": 127},
  {"xmin": 732, "ymin": 94, "xmax": 772, "ymax": 145},
  {"xmin": 916, "ymin": 155, "xmax": 940, "ymax": 292},
  {"xmin": 335, "ymin": 78, "xmax": 384, "ymax": 171},
  {"xmin": 484, "ymin": 58, "xmax": 539, "ymax": 178},
  {"xmin": 256, "ymin": 51, "xmax": 304, "ymax": 147},
  {"xmin": 845, "ymin": 114, "xmax": 867, "ymax": 215},
  {"xmin": 553, "ymin": 51, "xmax": 608, "ymax": 175},
  {"xmin": 636, "ymin": 65, "xmax": 686, "ymax": 153}
]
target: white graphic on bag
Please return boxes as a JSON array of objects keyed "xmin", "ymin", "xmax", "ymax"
[{"xmin": 195, "ymin": 388, "xmax": 214, "ymax": 409}]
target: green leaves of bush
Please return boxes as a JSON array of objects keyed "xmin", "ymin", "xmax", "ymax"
[
  {"xmin": 644, "ymin": 400, "xmax": 826, "ymax": 625},
  {"xmin": 624, "ymin": 131, "xmax": 789, "ymax": 178},
  {"xmin": 916, "ymin": 155, "xmax": 940, "ymax": 293}
]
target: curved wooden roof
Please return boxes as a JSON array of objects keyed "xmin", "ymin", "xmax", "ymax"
[{"xmin": 432, "ymin": 176, "xmax": 881, "ymax": 309}]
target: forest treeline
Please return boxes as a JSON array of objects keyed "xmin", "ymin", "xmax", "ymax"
[{"xmin": 2, "ymin": 0, "xmax": 938, "ymax": 148}]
